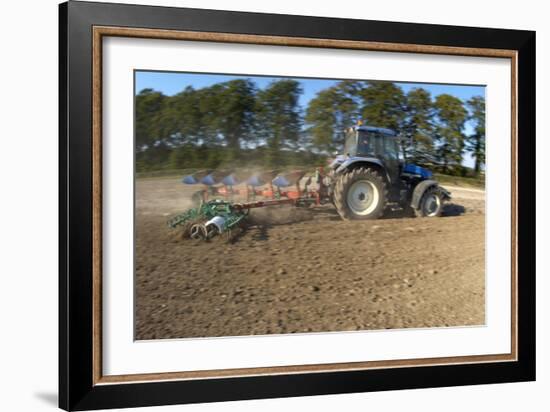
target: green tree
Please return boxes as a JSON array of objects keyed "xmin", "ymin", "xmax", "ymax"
[
  {"xmin": 255, "ymin": 80, "xmax": 303, "ymax": 165},
  {"xmin": 305, "ymin": 81, "xmax": 362, "ymax": 152},
  {"xmin": 168, "ymin": 144, "xmax": 199, "ymax": 169},
  {"xmin": 140, "ymin": 86, "xmax": 205, "ymax": 155},
  {"xmin": 466, "ymin": 95, "xmax": 486, "ymax": 175},
  {"xmin": 135, "ymin": 88, "xmax": 166, "ymax": 151},
  {"xmin": 433, "ymin": 94, "xmax": 468, "ymax": 173},
  {"xmin": 402, "ymin": 87, "xmax": 435, "ymax": 164},
  {"xmin": 359, "ymin": 81, "xmax": 406, "ymax": 131},
  {"xmin": 157, "ymin": 86, "xmax": 203, "ymax": 147},
  {"xmin": 135, "ymin": 88, "xmax": 175, "ymax": 170},
  {"xmin": 197, "ymin": 79, "xmax": 257, "ymax": 159}
]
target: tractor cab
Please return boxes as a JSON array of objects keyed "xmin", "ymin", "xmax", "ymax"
[
  {"xmin": 341, "ymin": 124, "xmax": 433, "ymax": 183},
  {"xmin": 342, "ymin": 124, "xmax": 403, "ymax": 183},
  {"xmin": 343, "ymin": 125, "xmax": 400, "ymax": 159}
]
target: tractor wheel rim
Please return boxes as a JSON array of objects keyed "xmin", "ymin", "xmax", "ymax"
[
  {"xmin": 347, "ymin": 180, "xmax": 379, "ymax": 216},
  {"xmin": 423, "ymin": 193, "xmax": 441, "ymax": 216}
]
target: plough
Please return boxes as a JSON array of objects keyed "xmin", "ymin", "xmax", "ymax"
[
  {"xmin": 168, "ymin": 122, "xmax": 450, "ymax": 241},
  {"xmin": 168, "ymin": 168, "xmax": 329, "ymax": 240}
]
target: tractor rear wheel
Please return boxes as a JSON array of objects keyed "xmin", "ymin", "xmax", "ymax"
[
  {"xmin": 415, "ymin": 186, "xmax": 444, "ymax": 217},
  {"xmin": 333, "ymin": 167, "xmax": 388, "ymax": 220}
]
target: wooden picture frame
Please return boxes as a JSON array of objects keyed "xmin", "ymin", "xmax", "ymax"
[{"xmin": 59, "ymin": 1, "xmax": 535, "ymax": 410}]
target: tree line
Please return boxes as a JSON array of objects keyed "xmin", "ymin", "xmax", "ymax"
[{"xmin": 136, "ymin": 79, "xmax": 485, "ymax": 176}]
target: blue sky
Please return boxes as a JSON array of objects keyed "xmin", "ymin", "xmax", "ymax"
[{"xmin": 135, "ymin": 71, "xmax": 485, "ymax": 167}]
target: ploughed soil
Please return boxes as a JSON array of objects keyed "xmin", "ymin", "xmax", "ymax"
[{"xmin": 135, "ymin": 177, "xmax": 485, "ymax": 340}]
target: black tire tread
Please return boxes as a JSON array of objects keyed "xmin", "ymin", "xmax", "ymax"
[{"xmin": 333, "ymin": 167, "xmax": 388, "ymax": 220}]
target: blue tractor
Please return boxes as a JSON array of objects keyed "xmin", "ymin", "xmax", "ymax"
[{"xmin": 329, "ymin": 123, "xmax": 450, "ymax": 220}]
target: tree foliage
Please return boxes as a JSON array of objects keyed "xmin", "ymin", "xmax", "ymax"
[
  {"xmin": 359, "ymin": 81, "xmax": 407, "ymax": 131},
  {"xmin": 433, "ymin": 94, "xmax": 468, "ymax": 174},
  {"xmin": 305, "ymin": 81, "xmax": 361, "ymax": 152},
  {"xmin": 199, "ymin": 79, "xmax": 256, "ymax": 153},
  {"xmin": 136, "ymin": 88, "xmax": 166, "ymax": 151},
  {"xmin": 402, "ymin": 87, "xmax": 435, "ymax": 163},
  {"xmin": 135, "ymin": 78, "xmax": 485, "ymax": 176},
  {"xmin": 255, "ymin": 80, "xmax": 303, "ymax": 165},
  {"xmin": 466, "ymin": 96, "xmax": 486, "ymax": 173}
]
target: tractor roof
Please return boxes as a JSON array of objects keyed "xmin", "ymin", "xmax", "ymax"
[{"xmin": 355, "ymin": 125, "xmax": 397, "ymax": 136}]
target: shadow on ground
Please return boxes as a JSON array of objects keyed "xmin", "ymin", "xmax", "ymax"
[
  {"xmin": 226, "ymin": 202, "xmax": 466, "ymax": 242},
  {"xmin": 442, "ymin": 203, "xmax": 466, "ymax": 217}
]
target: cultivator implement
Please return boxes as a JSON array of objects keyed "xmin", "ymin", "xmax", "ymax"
[
  {"xmin": 168, "ymin": 168, "xmax": 330, "ymax": 240},
  {"xmin": 167, "ymin": 199, "xmax": 249, "ymax": 240}
]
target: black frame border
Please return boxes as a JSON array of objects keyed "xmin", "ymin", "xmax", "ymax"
[{"xmin": 59, "ymin": 1, "xmax": 535, "ymax": 410}]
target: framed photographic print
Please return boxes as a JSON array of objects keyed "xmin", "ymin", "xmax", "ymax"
[{"xmin": 59, "ymin": 1, "xmax": 535, "ymax": 410}]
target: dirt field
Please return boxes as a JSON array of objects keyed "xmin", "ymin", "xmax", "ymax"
[{"xmin": 135, "ymin": 176, "xmax": 485, "ymax": 340}]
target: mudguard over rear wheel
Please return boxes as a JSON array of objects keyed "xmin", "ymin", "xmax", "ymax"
[{"xmin": 333, "ymin": 167, "xmax": 388, "ymax": 220}]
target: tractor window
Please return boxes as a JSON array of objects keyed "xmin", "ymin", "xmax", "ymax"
[
  {"xmin": 373, "ymin": 133, "xmax": 384, "ymax": 157},
  {"xmin": 356, "ymin": 130, "xmax": 374, "ymax": 156},
  {"xmin": 383, "ymin": 136, "xmax": 400, "ymax": 161},
  {"xmin": 350, "ymin": 130, "xmax": 398, "ymax": 158}
]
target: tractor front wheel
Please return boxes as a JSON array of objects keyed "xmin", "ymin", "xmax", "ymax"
[
  {"xmin": 415, "ymin": 186, "xmax": 444, "ymax": 217},
  {"xmin": 333, "ymin": 167, "xmax": 388, "ymax": 220}
]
